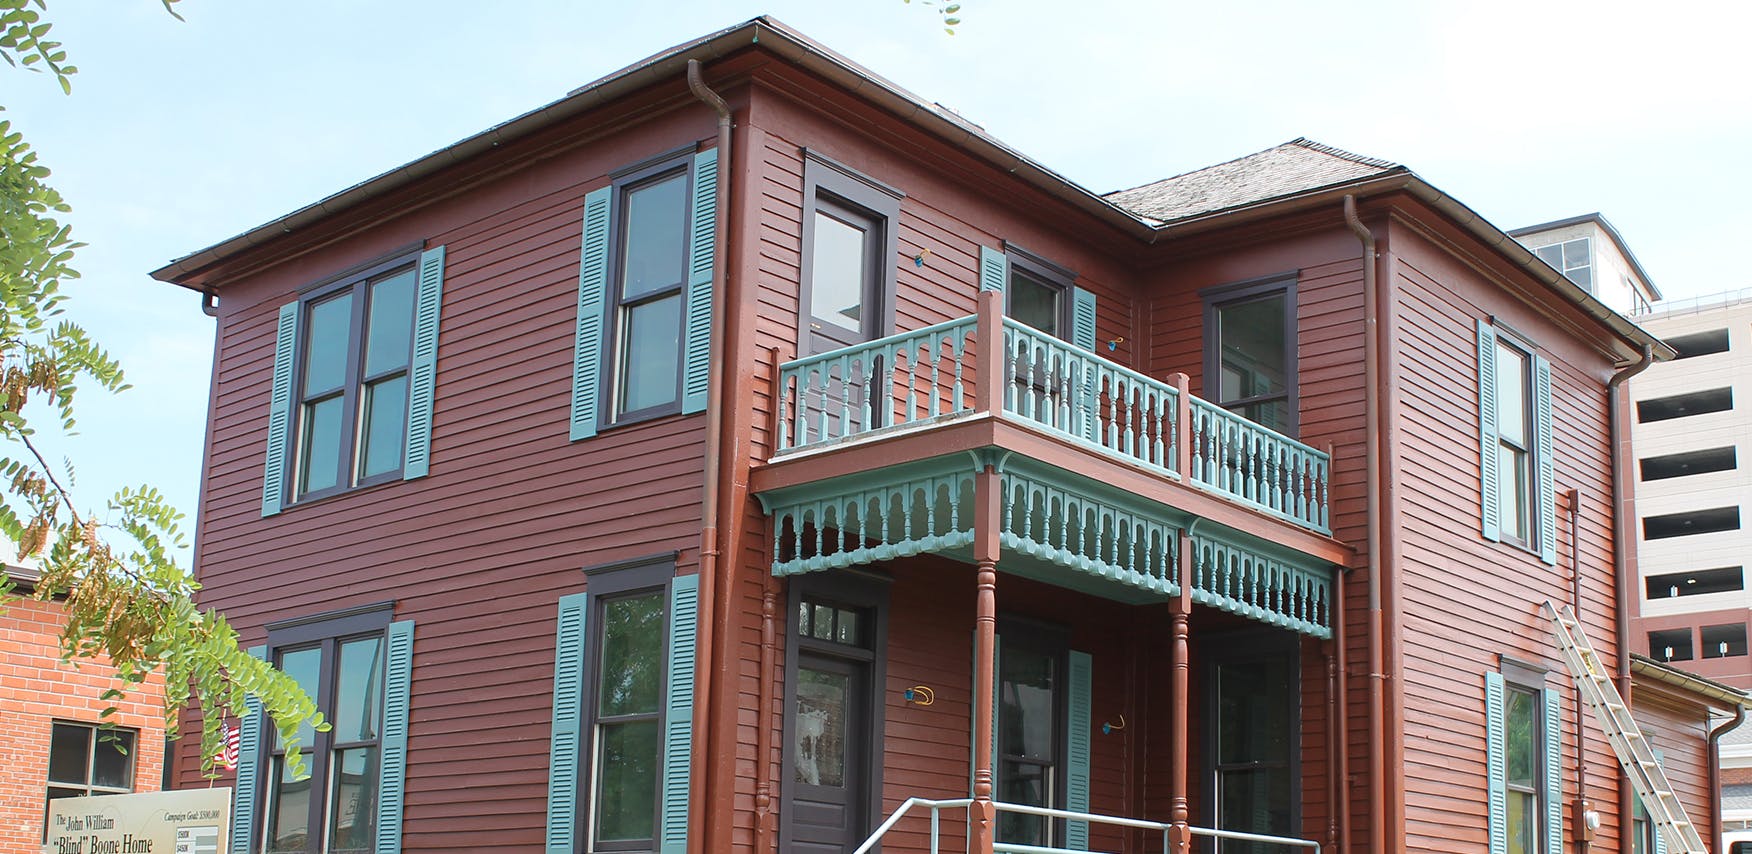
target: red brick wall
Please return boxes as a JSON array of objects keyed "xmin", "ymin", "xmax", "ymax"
[{"xmin": 0, "ymin": 595, "xmax": 165, "ymax": 852}]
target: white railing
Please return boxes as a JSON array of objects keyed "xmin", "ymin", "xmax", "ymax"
[{"xmin": 852, "ymin": 797, "xmax": 1322, "ymax": 854}]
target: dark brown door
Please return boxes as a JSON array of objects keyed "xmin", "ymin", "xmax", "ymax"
[{"xmin": 788, "ymin": 651, "xmax": 870, "ymax": 853}]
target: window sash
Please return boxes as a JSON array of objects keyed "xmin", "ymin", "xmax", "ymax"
[
  {"xmin": 293, "ymin": 262, "xmax": 418, "ymax": 500},
  {"xmin": 604, "ymin": 161, "xmax": 692, "ymax": 424},
  {"xmin": 1203, "ymin": 277, "xmax": 1298, "ymax": 437},
  {"xmin": 264, "ymin": 627, "xmax": 388, "ymax": 854},
  {"xmin": 585, "ymin": 586, "xmax": 670, "ymax": 850}
]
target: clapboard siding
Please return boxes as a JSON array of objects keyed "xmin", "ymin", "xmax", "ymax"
[
  {"xmin": 177, "ymin": 82, "xmax": 724, "ymax": 852},
  {"xmin": 1389, "ymin": 218, "xmax": 1625, "ymax": 854}
]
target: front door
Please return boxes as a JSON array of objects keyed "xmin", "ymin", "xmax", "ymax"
[
  {"xmin": 782, "ymin": 584, "xmax": 888, "ymax": 854},
  {"xmin": 1207, "ymin": 634, "xmax": 1299, "ymax": 854},
  {"xmin": 790, "ymin": 651, "xmax": 870, "ymax": 853}
]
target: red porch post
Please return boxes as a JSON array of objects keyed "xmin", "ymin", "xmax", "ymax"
[
  {"xmin": 1168, "ymin": 531, "xmax": 1194, "ymax": 854},
  {"xmin": 970, "ymin": 460, "xmax": 1001, "ymax": 854}
]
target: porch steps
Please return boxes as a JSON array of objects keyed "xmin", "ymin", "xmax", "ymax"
[{"xmin": 1543, "ymin": 601, "xmax": 1707, "ymax": 854}]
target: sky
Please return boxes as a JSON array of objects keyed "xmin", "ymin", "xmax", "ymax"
[{"xmin": 8, "ymin": 0, "xmax": 1751, "ymax": 557}]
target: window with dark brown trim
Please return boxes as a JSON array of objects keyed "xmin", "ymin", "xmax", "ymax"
[
  {"xmin": 604, "ymin": 155, "xmax": 692, "ymax": 424},
  {"xmin": 580, "ymin": 556, "xmax": 673, "ymax": 852},
  {"xmin": 1005, "ymin": 247, "xmax": 1075, "ymax": 340},
  {"xmin": 292, "ymin": 255, "xmax": 419, "ymax": 501},
  {"xmin": 1203, "ymin": 275, "xmax": 1298, "ymax": 436},
  {"xmin": 262, "ymin": 605, "xmax": 393, "ymax": 854},
  {"xmin": 44, "ymin": 722, "xmax": 136, "ymax": 841},
  {"xmin": 797, "ymin": 150, "xmax": 900, "ymax": 357}
]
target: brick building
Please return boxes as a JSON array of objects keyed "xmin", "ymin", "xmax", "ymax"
[{"xmin": 0, "ymin": 566, "xmax": 165, "ymax": 852}]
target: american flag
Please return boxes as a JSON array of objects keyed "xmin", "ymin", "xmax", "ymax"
[{"xmin": 218, "ymin": 720, "xmax": 239, "ymax": 772}]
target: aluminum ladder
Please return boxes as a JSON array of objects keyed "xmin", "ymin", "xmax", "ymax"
[{"xmin": 1543, "ymin": 601, "xmax": 1708, "ymax": 854}]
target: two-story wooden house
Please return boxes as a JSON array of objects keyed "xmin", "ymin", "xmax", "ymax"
[{"xmin": 150, "ymin": 17, "xmax": 1742, "ymax": 854}]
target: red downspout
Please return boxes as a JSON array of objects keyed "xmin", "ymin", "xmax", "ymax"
[
  {"xmin": 1711, "ymin": 705, "xmax": 1746, "ymax": 851},
  {"xmin": 1344, "ymin": 194, "xmax": 1388, "ymax": 854},
  {"xmin": 685, "ymin": 58, "xmax": 733, "ymax": 854},
  {"xmin": 1607, "ymin": 344, "xmax": 1654, "ymax": 846}
]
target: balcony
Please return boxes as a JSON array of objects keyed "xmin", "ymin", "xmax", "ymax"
[{"xmin": 752, "ymin": 292, "xmax": 1347, "ymax": 638}]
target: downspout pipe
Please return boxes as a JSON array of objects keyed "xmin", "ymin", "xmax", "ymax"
[
  {"xmin": 1607, "ymin": 343, "xmax": 1655, "ymax": 846},
  {"xmin": 1344, "ymin": 193, "xmax": 1384, "ymax": 854},
  {"xmin": 686, "ymin": 57, "xmax": 733, "ymax": 854},
  {"xmin": 1711, "ymin": 705, "xmax": 1747, "ymax": 850}
]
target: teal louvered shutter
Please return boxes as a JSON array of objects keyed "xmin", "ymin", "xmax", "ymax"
[
  {"xmin": 1650, "ymin": 750, "xmax": 1668, "ymax": 854},
  {"xmin": 1065, "ymin": 650, "xmax": 1093, "ymax": 850},
  {"xmin": 1543, "ymin": 688, "xmax": 1562, "ymax": 854},
  {"xmin": 1072, "ymin": 287, "xmax": 1099, "ymax": 441},
  {"xmin": 1534, "ymin": 355, "xmax": 1556, "ymax": 564},
  {"xmin": 681, "ymin": 149, "xmax": 718, "ymax": 416},
  {"xmin": 377, "ymin": 619, "xmax": 415, "ymax": 854},
  {"xmin": 263, "ymin": 302, "xmax": 299, "ymax": 516},
  {"xmin": 980, "ymin": 245, "xmax": 1008, "ymax": 293},
  {"xmin": 547, "ymin": 593, "xmax": 589, "ymax": 854},
  {"xmin": 230, "ymin": 645, "xmax": 267, "ymax": 854},
  {"xmin": 1071, "ymin": 287, "xmax": 1097, "ymax": 351},
  {"xmin": 1486, "ymin": 672, "xmax": 1507, "ymax": 854},
  {"xmin": 1477, "ymin": 321, "xmax": 1501, "ymax": 542},
  {"xmin": 570, "ymin": 188, "xmax": 613, "ymax": 441},
  {"xmin": 404, "ymin": 247, "xmax": 445, "ymax": 479},
  {"xmin": 660, "ymin": 574, "xmax": 700, "ymax": 853}
]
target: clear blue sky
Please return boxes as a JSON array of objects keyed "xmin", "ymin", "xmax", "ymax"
[{"xmin": 9, "ymin": 0, "xmax": 1749, "ymax": 555}]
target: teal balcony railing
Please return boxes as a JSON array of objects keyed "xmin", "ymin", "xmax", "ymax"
[{"xmin": 773, "ymin": 299, "xmax": 1331, "ymax": 534}]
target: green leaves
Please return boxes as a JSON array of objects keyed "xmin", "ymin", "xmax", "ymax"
[
  {"xmin": 902, "ymin": 0, "xmax": 964, "ymax": 35},
  {"xmin": 0, "ymin": 0, "xmax": 323, "ymax": 780}
]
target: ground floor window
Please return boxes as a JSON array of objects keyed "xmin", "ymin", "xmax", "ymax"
[{"xmin": 45, "ymin": 722, "xmax": 136, "ymax": 839}]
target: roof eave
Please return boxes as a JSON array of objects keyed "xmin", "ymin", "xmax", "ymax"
[{"xmin": 1631, "ymin": 653, "xmax": 1751, "ymax": 712}]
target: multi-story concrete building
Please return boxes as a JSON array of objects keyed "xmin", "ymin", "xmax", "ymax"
[{"xmin": 1620, "ymin": 291, "xmax": 1752, "ymax": 688}]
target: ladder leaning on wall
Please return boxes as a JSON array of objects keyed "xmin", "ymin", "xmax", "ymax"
[{"xmin": 1543, "ymin": 601, "xmax": 1708, "ymax": 854}]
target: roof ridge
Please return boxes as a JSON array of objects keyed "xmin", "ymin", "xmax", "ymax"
[{"xmin": 1286, "ymin": 137, "xmax": 1399, "ymax": 170}]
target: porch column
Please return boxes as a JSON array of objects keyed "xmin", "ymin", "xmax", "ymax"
[
  {"xmin": 970, "ymin": 463, "xmax": 1001, "ymax": 854},
  {"xmin": 1167, "ymin": 533, "xmax": 1194, "ymax": 854}
]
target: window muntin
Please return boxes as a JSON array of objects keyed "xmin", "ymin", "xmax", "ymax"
[
  {"xmin": 293, "ymin": 262, "xmax": 418, "ymax": 500},
  {"xmin": 264, "ymin": 612, "xmax": 390, "ymax": 854},
  {"xmin": 1504, "ymin": 687, "xmax": 1541, "ymax": 854},
  {"xmin": 609, "ymin": 167, "xmax": 690, "ymax": 422},
  {"xmin": 1205, "ymin": 277, "xmax": 1297, "ymax": 436},
  {"xmin": 1494, "ymin": 341, "xmax": 1534, "ymax": 545},
  {"xmin": 44, "ymin": 722, "xmax": 136, "ymax": 840},
  {"xmin": 1535, "ymin": 238, "xmax": 1592, "ymax": 291}
]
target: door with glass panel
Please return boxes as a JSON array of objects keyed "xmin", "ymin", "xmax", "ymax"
[
  {"xmin": 799, "ymin": 195, "xmax": 888, "ymax": 442},
  {"xmin": 785, "ymin": 598, "xmax": 877, "ymax": 853},
  {"xmin": 1205, "ymin": 280, "xmax": 1296, "ymax": 437},
  {"xmin": 1207, "ymin": 637, "xmax": 1297, "ymax": 854}
]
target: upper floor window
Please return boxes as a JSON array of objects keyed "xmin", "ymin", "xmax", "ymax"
[
  {"xmin": 1478, "ymin": 322, "xmax": 1556, "ymax": 564},
  {"xmin": 1534, "ymin": 237, "xmax": 1592, "ymax": 292},
  {"xmin": 297, "ymin": 263, "xmax": 416, "ymax": 498},
  {"xmin": 264, "ymin": 247, "xmax": 445, "ymax": 516},
  {"xmin": 1004, "ymin": 250, "xmax": 1075, "ymax": 340},
  {"xmin": 44, "ymin": 722, "xmax": 136, "ymax": 840},
  {"xmin": 798, "ymin": 151, "xmax": 900, "ymax": 356},
  {"xmin": 568, "ymin": 149, "xmax": 719, "ymax": 440},
  {"xmin": 230, "ymin": 608, "xmax": 414, "ymax": 854},
  {"xmin": 610, "ymin": 160, "xmax": 691, "ymax": 420},
  {"xmin": 1204, "ymin": 275, "xmax": 1297, "ymax": 436}
]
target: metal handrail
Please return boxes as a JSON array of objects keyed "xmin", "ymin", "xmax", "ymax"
[{"xmin": 852, "ymin": 797, "xmax": 1321, "ymax": 854}]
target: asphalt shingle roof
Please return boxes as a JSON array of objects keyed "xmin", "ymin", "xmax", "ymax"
[{"xmin": 1104, "ymin": 138, "xmax": 1402, "ymax": 224}]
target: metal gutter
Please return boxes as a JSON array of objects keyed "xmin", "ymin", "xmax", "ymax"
[{"xmin": 1630, "ymin": 654, "xmax": 1752, "ymax": 712}]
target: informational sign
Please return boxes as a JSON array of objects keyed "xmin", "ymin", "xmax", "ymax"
[{"xmin": 44, "ymin": 788, "xmax": 230, "ymax": 854}]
